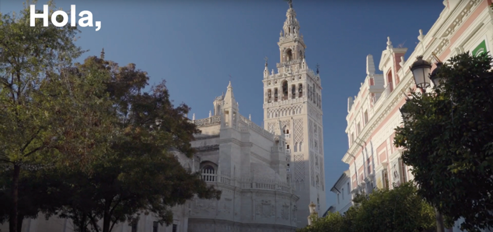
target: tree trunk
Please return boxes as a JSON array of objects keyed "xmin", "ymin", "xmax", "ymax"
[
  {"xmin": 9, "ymin": 164, "xmax": 21, "ymax": 232},
  {"xmin": 435, "ymin": 208, "xmax": 445, "ymax": 232},
  {"xmin": 17, "ymin": 214, "xmax": 24, "ymax": 232},
  {"xmin": 102, "ymin": 207, "xmax": 111, "ymax": 232}
]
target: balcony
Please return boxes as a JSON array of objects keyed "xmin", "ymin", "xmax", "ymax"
[{"xmin": 200, "ymin": 175, "xmax": 295, "ymax": 193}]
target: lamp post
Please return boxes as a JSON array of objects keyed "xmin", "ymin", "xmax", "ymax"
[{"xmin": 406, "ymin": 55, "xmax": 446, "ymax": 232}]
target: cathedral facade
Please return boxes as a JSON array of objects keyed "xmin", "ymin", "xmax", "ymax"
[{"xmin": 183, "ymin": 4, "xmax": 328, "ymax": 229}]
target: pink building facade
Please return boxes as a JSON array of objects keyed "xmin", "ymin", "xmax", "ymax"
[{"xmin": 341, "ymin": 0, "xmax": 493, "ymax": 231}]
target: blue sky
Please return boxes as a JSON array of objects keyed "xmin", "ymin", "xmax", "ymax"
[{"xmin": 1, "ymin": 0, "xmax": 445, "ymax": 210}]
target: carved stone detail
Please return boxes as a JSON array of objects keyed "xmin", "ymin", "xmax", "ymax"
[
  {"xmin": 256, "ymin": 200, "xmax": 276, "ymax": 218},
  {"xmin": 281, "ymin": 203, "xmax": 290, "ymax": 220},
  {"xmin": 267, "ymin": 105, "xmax": 303, "ymax": 118},
  {"xmin": 294, "ymin": 154, "xmax": 304, "ymax": 184},
  {"xmin": 293, "ymin": 118, "xmax": 303, "ymax": 143}
]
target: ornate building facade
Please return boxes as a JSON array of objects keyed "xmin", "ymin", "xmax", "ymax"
[
  {"xmin": 340, "ymin": 0, "xmax": 493, "ymax": 231},
  {"xmin": 183, "ymin": 81, "xmax": 299, "ymax": 232},
  {"xmin": 263, "ymin": 4, "xmax": 326, "ymax": 226}
]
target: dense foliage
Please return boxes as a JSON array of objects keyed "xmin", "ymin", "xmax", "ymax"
[
  {"xmin": 0, "ymin": 3, "xmax": 220, "ymax": 232},
  {"xmin": 298, "ymin": 183, "xmax": 436, "ymax": 232},
  {"xmin": 0, "ymin": 2, "xmax": 112, "ymax": 232},
  {"xmin": 44, "ymin": 56, "xmax": 221, "ymax": 232},
  {"xmin": 394, "ymin": 52, "xmax": 493, "ymax": 231}
]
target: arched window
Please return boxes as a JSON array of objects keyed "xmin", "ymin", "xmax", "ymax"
[
  {"xmin": 308, "ymin": 86, "xmax": 312, "ymax": 100},
  {"xmin": 201, "ymin": 162, "xmax": 217, "ymax": 182},
  {"xmin": 387, "ymin": 70, "xmax": 394, "ymax": 92},
  {"xmin": 312, "ymin": 84, "xmax": 316, "ymax": 103},
  {"xmin": 291, "ymin": 85, "xmax": 296, "ymax": 99},
  {"xmin": 298, "ymin": 84, "xmax": 303, "ymax": 97},
  {"xmin": 282, "ymin": 81, "xmax": 288, "ymax": 100},
  {"xmin": 286, "ymin": 49, "xmax": 293, "ymax": 62},
  {"xmin": 274, "ymin": 88, "xmax": 278, "ymax": 102},
  {"xmin": 299, "ymin": 50, "xmax": 303, "ymax": 59},
  {"xmin": 267, "ymin": 89, "xmax": 272, "ymax": 103},
  {"xmin": 294, "ymin": 142, "xmax": 298, "ymax": 152}
]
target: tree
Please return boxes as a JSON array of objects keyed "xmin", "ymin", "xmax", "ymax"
[
  {"xmin": 354, "ymin": 183, "xmax": 436, "ymax": 232},
  {"xmin": 394, "ymin": 52, "xmax": 493, "ymax": 232},
  {"xmin": 0, "ymin": 2, "xmax": 115, "ymax": 232},
  {"xmin": 298, "ymin": 183, "xmax": 436, "ymax": 232},
  {"xmin": 297, "ymin": 212, "xmax": 344, "ymax": 232},
  {"xmin": 0, "ymin": 167, "xmax": 67, "ymax": 232},
  {"xmin": 46, "ymin": 56, "xmax": 221, "ymax": 232}
]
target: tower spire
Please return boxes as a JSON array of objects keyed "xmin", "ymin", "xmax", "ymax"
[
  {"xmin": 286, "ymin": 0, "xmax": 293, "ymax": 8},
  {"xmin": 100, "ymin": 48, "xmax": 105, "ymax": 59}
]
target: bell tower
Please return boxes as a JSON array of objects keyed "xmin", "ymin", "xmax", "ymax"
[{"xmin": 263, "ymin": 1, "xmax": 325, "ymax": 228}]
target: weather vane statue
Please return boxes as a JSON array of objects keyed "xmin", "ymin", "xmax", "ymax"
[{"xmin": 285, "ymin": 0, "xmax": 293, "ymax": 8}]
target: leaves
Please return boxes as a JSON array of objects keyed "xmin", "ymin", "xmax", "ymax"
[
  {"xmin": 0, "ymin": 3, "xmax": 219, "ymax": 232},
  {"xmin": 299, "ymin": 183, "xmax": 435, "ymax": 232},
  {"xmin": 42, "ymin": 56, "xmax": 220, "ymax": 232},
  {"xmin": 394, "ymin": 52, "xmax": 493, "ymax": 231}
]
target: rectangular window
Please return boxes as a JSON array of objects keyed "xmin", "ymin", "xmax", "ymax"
[
  {"xmin": 399, "ymin": 158, "xmax": 407, "ymax": 183},
  {"xmin": 131, "ymin": 221, "xmax": 138, "ymax": 232},
  {"xmin": 387, "ymin": 70, "xmax": 394, "ymax": 92},
  {"xmin": 347, "ymin": 182, "xmax": 350, "ymax": 195},
  {"xmin": 153, "ymin": 222, "xmax": 158, "ymax": 232},
  {"xmin": 173, "ymin": 224, "xmax": 178, "ymax": 232},
  {"xmin": 383, "ymin": 169, "xmax": 389, "ymax": 190}
]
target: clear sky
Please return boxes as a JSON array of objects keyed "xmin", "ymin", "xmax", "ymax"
[{"xmin": 1, "ymin": 0, "xmax": 445, "ymax": 210}]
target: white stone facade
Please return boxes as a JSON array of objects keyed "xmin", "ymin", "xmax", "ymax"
[
  {"xmin": 262, "ymin": 5, "xmax": 326, "ymax": 228},
  {"xmin": 339, "ymin": 1, "xmax": 493, "ymax": 231},
  {"xmin": 185, "ymin": 81, "xmax": 299, "ymax": 232},
  {"xmin": 329, "ymin": 170, "xmax": 352, "ymax": 214}
]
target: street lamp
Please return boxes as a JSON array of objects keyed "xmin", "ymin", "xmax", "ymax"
[
  {"xmin": 408, "ymin": 55, "xmax": 446, "ymax": 232},
  {"xmin": 399, "ymin": 101, "xmax": 411, "ymax": 123},
  {"xmin": 430, "ymin": 62, "xmax": 445, "ymax": 87},
  {"xmin": 410, "ymin": 55, "xmax": 432, "ymax": 91}
]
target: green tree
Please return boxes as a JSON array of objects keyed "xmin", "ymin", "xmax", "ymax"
[
  {"xmin": 299, "ymin": 183, "xmax": 435, "ymax": 232},
  {"xmin": 394, "ymin": 52, "xmax": 493, "ymax": 232},
  {"xmin": 354, "ymin": 183, "xmax": 435, "ymax": 232},
  {"xmin": 46, "ymin": 56, "xmax": 221, "ymax": 232},
  {"xmin": 0, "ymin": 2, "xmax": 115, "ymax": 232},
  {"xmin": 297, "ymin": 212, "xmax": 344, "ymax": 232},
  {"xmin": 0, "ymin": 167, "xmax": 68, "ymax": 232}
]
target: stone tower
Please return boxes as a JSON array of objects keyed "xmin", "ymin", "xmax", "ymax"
[{"xmin": 263, "ymin": 2, "xmax": 325, "ymax": 227}]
